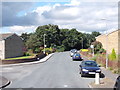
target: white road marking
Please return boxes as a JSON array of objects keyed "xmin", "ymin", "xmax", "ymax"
[
  {"xmin": 64, "ymin": 85, "xmax": 68, "ymax": 87},
  {"xmin": 3, "ymin": 68, "xmax": 13, "ymax": 70}
]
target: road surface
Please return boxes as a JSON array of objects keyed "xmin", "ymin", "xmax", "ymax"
[{"xmin": 1, "ymin": 52, "xmax": 95, "ymax": 88}]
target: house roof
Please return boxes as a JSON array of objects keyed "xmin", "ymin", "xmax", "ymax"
[
  {"xmin": 0, "ymin": 33, "xmax": 15, "ymax": 40},
  {"xmin": 96, "ymin": 29, "xmax": 120, "ymax": 39}
]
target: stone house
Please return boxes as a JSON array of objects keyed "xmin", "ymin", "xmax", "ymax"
[
  {"xmin": 0, "ymin": 33, "xmax": 24, "ymax": 59},
  {"xmin": 96, "ymin": 30, "xmax": 120, "ymax": 55}
]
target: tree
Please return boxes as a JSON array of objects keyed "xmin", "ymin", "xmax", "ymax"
[
  {"xmin": 26, "ymin": 33, "xmax": 42, "ymax": 52},
  {"xmin": 23, "ymin": 24, "xmax": 101, "ymax": 52},
  {"xmin": 91, "ymin": 41, "xmax": 103, "ymax": 54},
  {"xmin": 20, "ymin": 33, "xmax": 32, "ymax": 43},
  {"xmin": 91, "ymin": 31, "xmax": 101, "ymax": 38}
]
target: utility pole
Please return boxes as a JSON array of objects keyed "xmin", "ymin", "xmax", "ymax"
[
  {"xmin": 101, "ymin": 18, "xmax": 108, "ymax": 69},
  {"xmin": 81, "ymin": 37, "xmax": 83, "ymax": 49},
  {"xmin": 43, "ymin": 34, "xmax": 46, "ymax": 54}
]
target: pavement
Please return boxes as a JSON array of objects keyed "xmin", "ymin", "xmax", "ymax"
[
  {"xmin": 81, "ymin": 53, "xmax": 119, "ymax": 89},
  {"xmin": 0, "ymin": 53, "xmax": 54, "ymax": 88},
  {"xmin": 0, "ymin": 53, "xmax": 54, "ymax": 67},
  {"xmin": 0, "ymin": 76, "xmax": 10, "ymax": 89},
  {"xmin": 88, "ymin": 65, "xmax": 119, "ymax": 89}
]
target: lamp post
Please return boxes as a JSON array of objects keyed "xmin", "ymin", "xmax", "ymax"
[
  {"xmin": 101, "ymin": 18, "xmax": 108, "ymax": 69},
  {"xmin": 43, "ymin": 34, "xmax": 46, "ymax": 54}
]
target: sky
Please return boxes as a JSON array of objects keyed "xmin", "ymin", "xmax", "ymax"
[{"xmin": 0, "ymin": 0, "xmax": 119, "ymax": 35}]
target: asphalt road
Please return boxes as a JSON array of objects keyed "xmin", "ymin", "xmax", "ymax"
[{"xmin": 2, "ymin": 52, "xmax": 95, "ymax": 88}]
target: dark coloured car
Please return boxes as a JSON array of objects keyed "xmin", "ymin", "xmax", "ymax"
[
  {"xmin": 70, "ymin": 49, "xmax": 77, "ymax": 57},
  {"xmin": 79, "ymin": 60, "xmax": 101, "ymax": 77},
  {"xmin": 35, "ymin": 53, "xmax": 46, "ymax": 60},
  {"xmin": 72, "ymin": 53, "xmax": 82, "ymax": 60},
  {"xmin": 114, "ymin": 76, "xmax": 120, "ymax": 90}
]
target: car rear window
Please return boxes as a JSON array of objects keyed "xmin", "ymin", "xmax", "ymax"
[
  {"xmin": 83, "ymin": 61, "xmax": 97, "ymax": 67},
  {"xmin": 76, "ymin": 54, "xmax": 80, "ymax": 56}
]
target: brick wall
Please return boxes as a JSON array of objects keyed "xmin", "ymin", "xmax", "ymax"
[
  {"xmin": 0, "ymin": 40, "xmax": 5, "ymax": 59},
  {"xmin": 96, "ymin": 30, "xmax": 120, "ymax": 55},
  {"xmin": 5, "ymin": 34, "xmax": 24, "ymax": 59}
]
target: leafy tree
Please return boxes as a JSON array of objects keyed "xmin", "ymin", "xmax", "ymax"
[
  {"xmin": 91, "ymin": 31, "xmax": 101, "ymax": 39},
  {"xmin": 91, "ymin": 41, "xmax": 103, "ymax": 54},
  {"xmin": 23, "ymin": 24, "xmax": 101, "ymax": 52},
  {"xmin": 20, "ymin": 33, "xmax": 32, "ymax": 43},
  {"xmin": 26, "ymin": 33, "xmax": 42, "ymax": 52}
]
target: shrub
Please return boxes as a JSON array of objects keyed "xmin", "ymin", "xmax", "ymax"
[
  {"xmin": 23, "ymin": 49, "xmax": 34, "ymax": 56},
  {"xmin": 109, "ymin": 48, "xmax": 117, "ymax": 61},
  {"xmin": 91, "ymin": 56, "xmax": 97, "ymax": 61},
  {"xmin": 112, "ymin": 69, "xmax": 119, "ymax": 74},
  {"xmin": 34, "ymin": 48, "xmax": 41, "ymax": 53},
  {"xmin": 42, "ymin": 47, "xmax": 54, "ymax": 54},
  {"xmin": 24, "ymin": 52, "xmax": 31, "ymax": 56},
  {"xmin": 99, "ymin": 48, "xmax": 106, "ymax": 53},
  {"xmin": 56, "ymin": 46, "xmax": 65, "ymax": 52},
  {"xmin": 108, "ymin": 67, "xmax": 113, "ymax": 71}
]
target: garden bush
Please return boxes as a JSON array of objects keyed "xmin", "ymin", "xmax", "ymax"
[
  {"xmin": 109, "ymin": 48, "xmax": 117, "ymax": 61},
  {"xmin": 91, "ymin": 56, "xmax": 97, "ymax": 61},
  {"xmin": 24, "ymin": 52, "xmax": 31, "ymax": 56},
  {"xmin": 42, "ymin": 47, "xmax": 54, "ymax": 54},
  {"xmin": 56, "ymin": 46, "xmax": 65, "ymax": 52}
]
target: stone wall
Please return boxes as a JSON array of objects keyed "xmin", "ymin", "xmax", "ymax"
[{"xmin": 96, "ymin": 30, "xmax": 120, "ymax": 55}]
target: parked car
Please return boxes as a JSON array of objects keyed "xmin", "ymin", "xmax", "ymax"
[
  {"xmin": 79, "ymin": 60, "xmax": 101, "ymax": 77},
  {"xmin": 114, "ymin": 76, "xmax": 120, "ymax": 90},
  {"xmin": 70, "ymin": 49, "xmax": 77, "ymax": 57},
  {"xmin": 72, "ymin": 53, "xmax": 82, "ymax": 60},
  {"xmin": 35, "ymin": 52, "xmax": 46, "ymax": 60}
]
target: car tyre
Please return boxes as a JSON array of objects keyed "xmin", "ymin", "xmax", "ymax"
[{"xmin": 81, "ymin": 72, "xmax": 84, "ymax": 77}]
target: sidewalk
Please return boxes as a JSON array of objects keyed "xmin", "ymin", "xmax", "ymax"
[
  {"xmin": 0, "ymin": 53, "xmax": 54, "ymax": 67},
  {"xmin": 101, "ymin": 67, "xmax": 118, "ymax": 81},
  {"xmin": 80, "ymin": 54, "xmax": 119, "ymax": 88},
  {"xmin": 88, "ymin": 67, "xmax": 119, "ymax": 88},
  {"xmin": 0, "ymin": 76, "xmax": 10, "ymax": 89}
]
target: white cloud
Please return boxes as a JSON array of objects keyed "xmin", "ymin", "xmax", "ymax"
[
  {"xmin": 34, "ymin": 5, "xmax": 52, "ymax": 15},
  {"xmin": 2, "ymin": 0, "xmax": 118, "ymax": 34},
  {"xmin": 9, "ymin": 26, "xmax": 37, "ymax": 34},
  {"xmin": 65, "ymin": 0, "xmax": 81, "ymax": 6},
  {"xmin": 62, "ymin": 7, "xmax": 79, "ymax": 16}
]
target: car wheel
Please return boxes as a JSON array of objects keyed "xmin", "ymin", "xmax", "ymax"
[
  {"xmin": 79, "ymin": 69, "xmax": 81, "ymax": 74},
  {"xmin": 81, "ymin": 72, "xmax": 84, "ymax": 77},
  {"xmin": 81, "ymin": 73, "xmax": 83, "ymax": 77}
]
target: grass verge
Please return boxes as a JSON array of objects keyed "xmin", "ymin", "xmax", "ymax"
[{"xmin": 3, "ymin": 56, "xmax": 34, "ymax": 60}]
